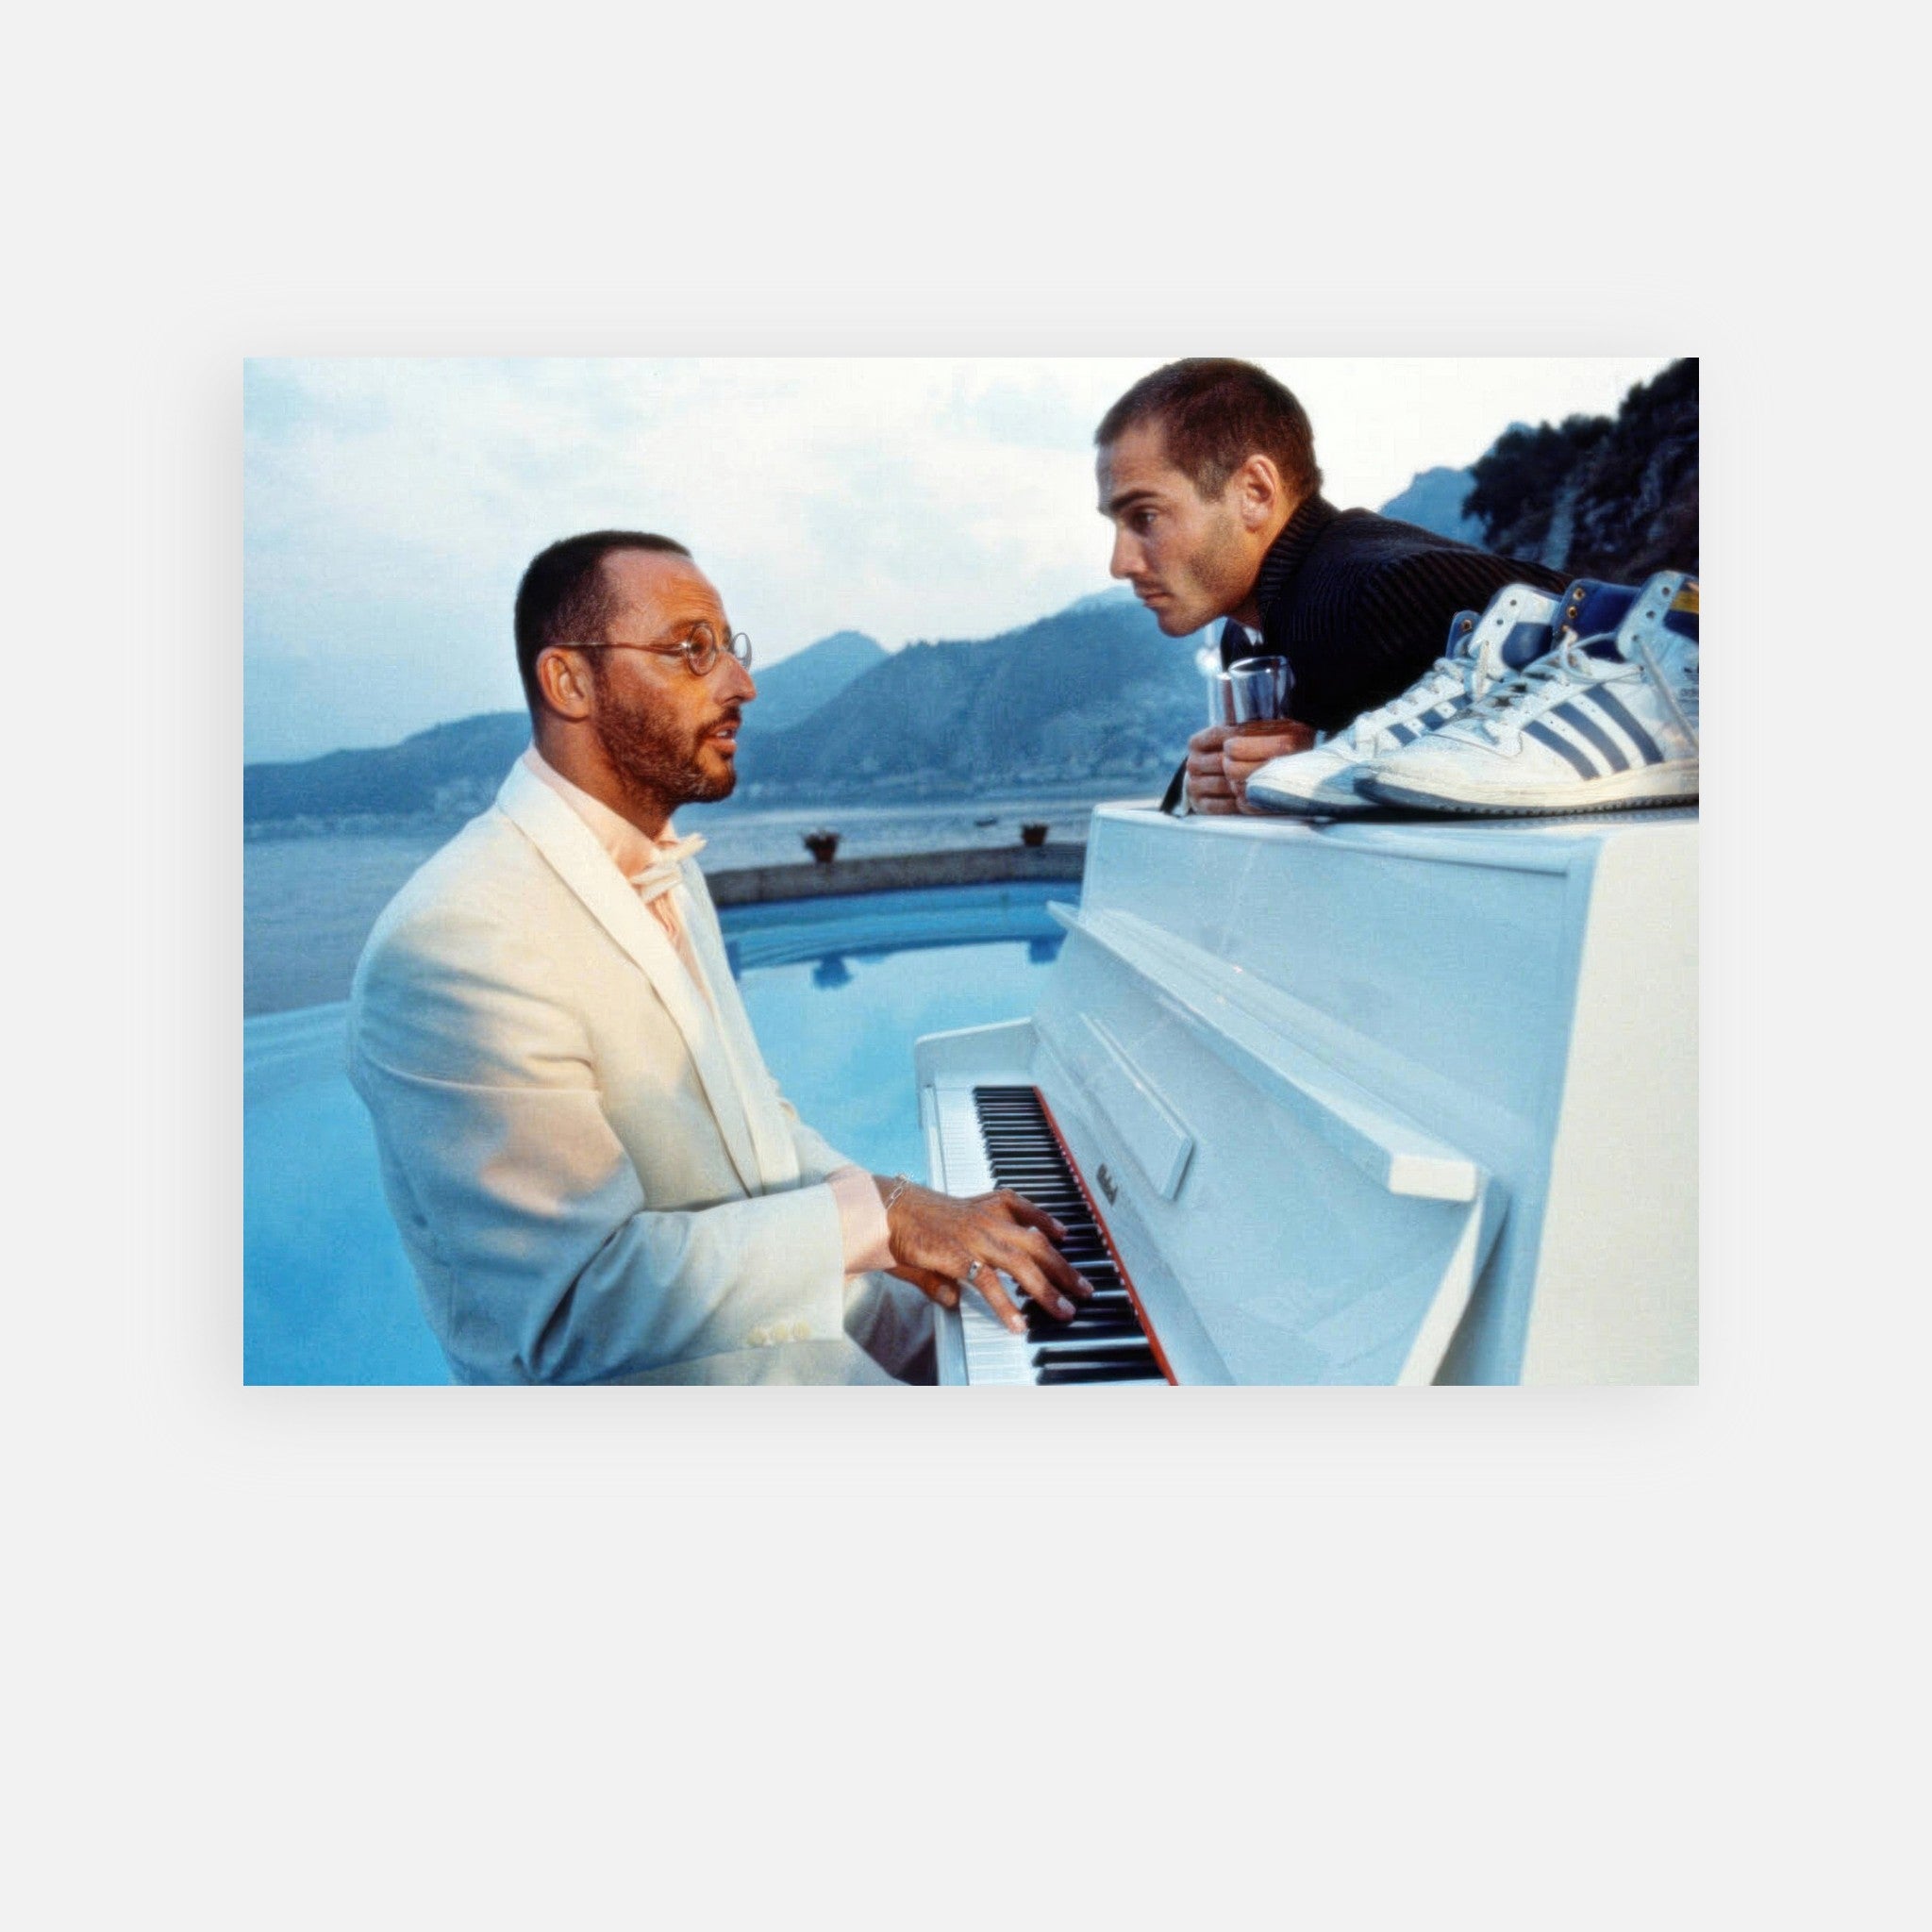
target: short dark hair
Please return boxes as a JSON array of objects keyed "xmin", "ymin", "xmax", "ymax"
[
  {"xmin": 1095, "ymin": 358, "xmax": 1323, "ymax": 501},
  {"xmin": 513, "ymin": 530, "xmax": 692, "ymax": 712}
]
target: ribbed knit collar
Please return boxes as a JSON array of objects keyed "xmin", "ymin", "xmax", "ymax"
[{"xmin": 1252, "ymin": 494, "xmax": 1339, "ymax": 622}]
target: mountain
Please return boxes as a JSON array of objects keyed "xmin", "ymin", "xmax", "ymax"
[
  {"xmin": 748, "ymin": 629, "xmax": 886, "ymax": 734},
  {"xmin": 737, "ymin": 596, "xmax": 1199, "ymax": 800},
  {"xmin": 1377, "ymin": 465, "xmax": 1483, "ymax": 542},
  {"xmin": 1466, "ymin": 359, "xmax": 1698, "ymax": 580},
  {"xmin": 1059, "ymin": 584, "xmax": 1139, "ymax": 615},
  {"xmin": 244, "ymin": 592, "xmax": 1201, "ymax": 824},
  {"xmin": 243, "ymin": 710, "xmax": 531, "ymax": 824}
]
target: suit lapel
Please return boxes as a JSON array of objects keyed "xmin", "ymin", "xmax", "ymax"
[
  {"xmin": 679, "ymin": 879, "xmax": 801, "ymax": 1190},
  {"xmin": 495, "ymin": 761, "xmax": 763, "ymax": 1197}
]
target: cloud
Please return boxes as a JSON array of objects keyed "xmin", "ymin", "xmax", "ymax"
[{"xmin": 244, "ymin": 355, "xmax": 1676, "ymax": 760}]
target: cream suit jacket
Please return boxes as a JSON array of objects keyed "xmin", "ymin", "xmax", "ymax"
[{"xmin": 347, "ymin": 758, "xmax": 927, "ymax": 1385}]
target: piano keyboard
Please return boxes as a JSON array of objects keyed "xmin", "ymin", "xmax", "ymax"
[{"xmin": 941, "ymin": 1085, "xmax": 1170, "ymax": 1387}]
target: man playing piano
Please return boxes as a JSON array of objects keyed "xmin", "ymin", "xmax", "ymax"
[
  {"xmin": 348, "ymin": 530, "xmax": 1091, "ymax": 1384},
  {"xmin": 1095, "ymin": 358, "xmax": 1566, "ymax": 814}
]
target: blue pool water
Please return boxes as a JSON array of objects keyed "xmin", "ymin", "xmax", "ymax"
[{"xmin": 242, "ymin": 882, "xmax": 1070, "ymax": 1384}]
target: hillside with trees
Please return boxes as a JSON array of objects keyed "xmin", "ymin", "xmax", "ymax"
[
  {"xmin": 1466, "ymin": 358, "xmax": 1698, "ymax": 581},
  {"xmin": 244, "ymin": 591, "xmax": 1201, "ymax": 826}
]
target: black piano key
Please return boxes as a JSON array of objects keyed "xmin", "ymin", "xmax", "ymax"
[
  {"xmin": 1024, "ymin": 1302, "xmax": 1141, "ymax": 1335},
  {"xmin": 1029, "ymin": 1341, "xmax": 1155, "ymax": 1368},
  {"xmin": 1024, "ymin": 1294, "xmax": 1132, "ymax": 1323},
  {"xmin": 1039, "ymin": 1292, "xmax": 1131, "ymax": 1315},
  {"xmin": 1025, "ymin": 1317, "xmax": 1148, "ymax": 1345},
  {"xmin": 1036, "ymin": 1360, "xmax": 1167, "ymax": 1386},
  {"xmin": 1025, "ymin": 1293, "xmax": 1134, "ymax": 1320}
]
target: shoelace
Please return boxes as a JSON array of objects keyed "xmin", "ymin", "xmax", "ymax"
[
  {"xmin": 1635, "ymin": 636, "xmax": 1698, "ymax": 749},
  {"xmin": 1469, "ymin": 633, "xmax": 1617, "ymax": 741},
  {"xmin": 1470, "ymin": 628, "xmax": 1697, "ymax": 751},
  {"xmin": 1346, "ymin": 657, "xmax": 1468, "ymax": 747}
]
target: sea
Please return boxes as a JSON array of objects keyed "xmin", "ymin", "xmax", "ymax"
[{"xmin": 243, "ymin": 782, "xmax": 1148, "ymax": 1016}]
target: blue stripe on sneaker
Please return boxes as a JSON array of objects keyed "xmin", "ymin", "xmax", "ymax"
[
  {"xmin": 1525, "ymin": 721, "xmax": 1601, "ymax": 778},
  {"xmin": 1390, "ymin": 722, "xmax": 1418, "ymax": 745},
  {"xmin": 1581, "ymin": 685, "xmax": 1666, "ymax": 764},
  {"xmin": 1428, "ymin": 703, "xmax": 1457, "ymax": 724},
  {"xmin": 1554, "ymin": 700, "xmax": 1629, "ymax": 772}
]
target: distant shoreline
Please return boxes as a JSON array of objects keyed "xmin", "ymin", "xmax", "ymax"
[{"xmin": 243, "ymin": 772, "xmax": 1169, "ymax": 841}]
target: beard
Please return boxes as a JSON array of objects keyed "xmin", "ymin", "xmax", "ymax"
[{"xmin": 589, "ymin": 662, "xmax": 738, "ymax": 818}]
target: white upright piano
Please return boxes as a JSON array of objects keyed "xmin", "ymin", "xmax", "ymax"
[{"xmin": 916, "ymin": 803, "xmax": 1696, "ymax": 1385}]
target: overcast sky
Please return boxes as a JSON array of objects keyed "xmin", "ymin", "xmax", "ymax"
[{"xmin": 243, "ymin": 355, "xmax": 1676, "ymax": 762}]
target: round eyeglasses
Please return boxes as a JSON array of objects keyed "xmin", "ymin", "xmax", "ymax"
[{"xmin": 563, "ymin": 622, "xmax": 753, "ymax": 677}]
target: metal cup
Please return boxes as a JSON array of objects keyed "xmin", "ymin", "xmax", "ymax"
[{"xmin": 1226, "ymin": 655, "xmax": 1293, "ymax": 730}]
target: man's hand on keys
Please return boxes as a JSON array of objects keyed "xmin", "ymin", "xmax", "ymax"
[{"xmin": 877, "ymin": 1178, "xmax": 1092, "ymax": 1335}]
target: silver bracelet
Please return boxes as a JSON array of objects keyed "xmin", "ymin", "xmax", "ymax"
[{"xmin": 881, "ymin": 1173, "xmax": 913, "ymax": 1213}]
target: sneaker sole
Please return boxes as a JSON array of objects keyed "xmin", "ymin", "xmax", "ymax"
[
  {"xmin": 1244, "ymin": 782, "xmax": 1378, "ymax": 816},
  {"xmin": 1362, "ymin": 759, "xmax": 1699, "ymax": 815}
]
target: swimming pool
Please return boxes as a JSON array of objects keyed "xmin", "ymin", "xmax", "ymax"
[{"xmin": 242, "ymin": 881, "xmax": 1071, "ymax": 1384}]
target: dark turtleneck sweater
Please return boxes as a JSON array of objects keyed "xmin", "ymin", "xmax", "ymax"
[{"xmin": 1161, "ymin": 496, "xmax": 1568, "ymax": 812}]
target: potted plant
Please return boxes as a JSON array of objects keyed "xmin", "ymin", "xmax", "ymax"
[
  {"xmin": 1019, "ymin": 822, "xmax": 1049, "ymax": 848},
  {"xmin": 804, "ymin": 829, "xmax": 841, "ymax": 864}
]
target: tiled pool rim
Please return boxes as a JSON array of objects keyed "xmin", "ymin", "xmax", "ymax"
[{"xmin": 704, "ymin": 838, "xmax": 1084, "ymax": 908}]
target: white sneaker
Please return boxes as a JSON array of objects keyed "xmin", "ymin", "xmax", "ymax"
[
  {"xmin": 1245, "ymin": 583, "xmax": 1563, "ymax": 815},
  {"xmin": 1361, "ymin": 573, "xmax": 1700, "ymax": 816}
]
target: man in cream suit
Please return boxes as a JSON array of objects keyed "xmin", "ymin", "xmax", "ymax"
[{"xmin": 349, "ymin": 530, "xmax": 1089, "ymax": 1384}]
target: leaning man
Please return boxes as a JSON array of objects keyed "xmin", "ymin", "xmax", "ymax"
[
  {"xmin": 1095, "ymin": 358, "xmax": 1568, "ymax": 813},
  {"xmin": 348, "ymin": 530, "xmax": 1088, "ymax": 1384}
]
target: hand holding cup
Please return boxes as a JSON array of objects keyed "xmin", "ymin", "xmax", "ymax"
[{"xmin": 1219, "ymin": 657, "xmax": 1313, "ymax": 813}]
